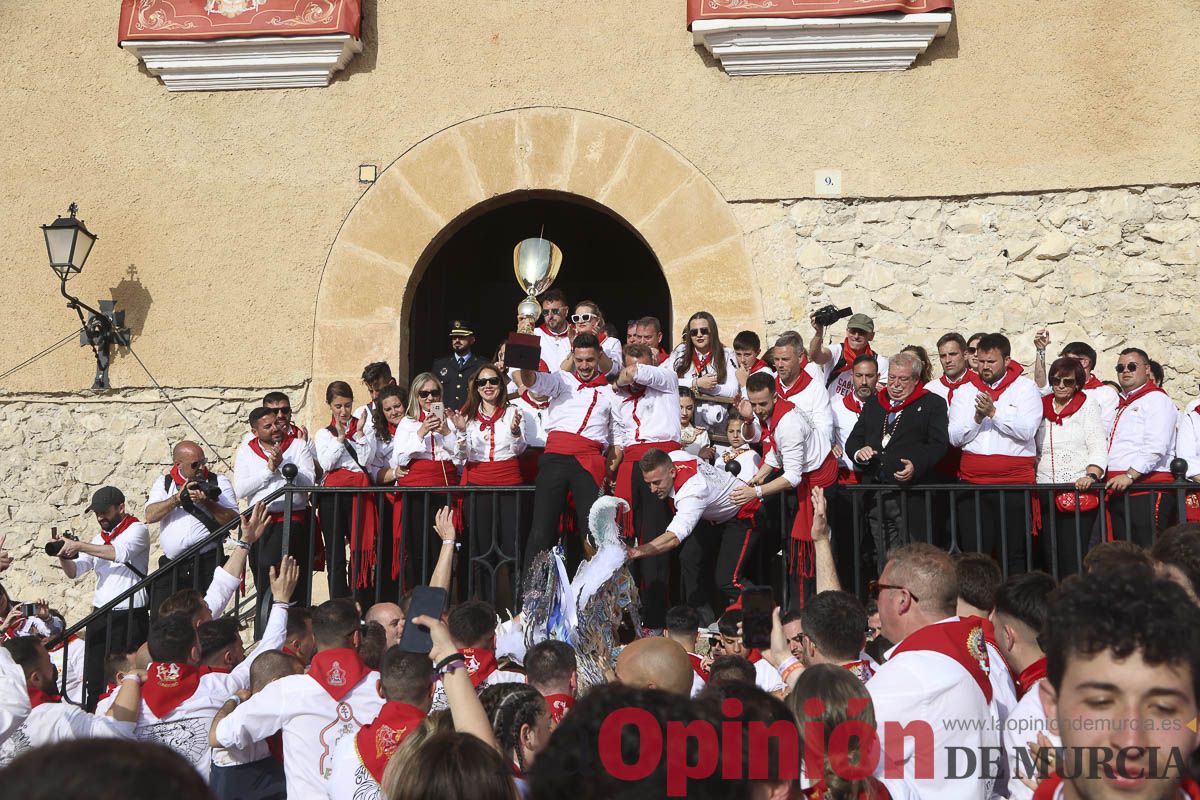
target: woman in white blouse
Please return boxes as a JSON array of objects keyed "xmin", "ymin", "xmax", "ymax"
[
  {"xmin": 1036, "ymin": 358, "xmax": 1107, "ymax": 576},
  {"xmin": 313, "ymin": 381, "xmax": 375, "ymax": 598},
  {"xmin": 449, "ymin": 363, "xmax": 526, "ymax": 602},
  {"xmin": 364, "ymin": 383, "xmax": 408, "ymax": 599},
  {"xmin": 388, "ymin": 372, "xmax": 461, "ymax": 590},
  {"xmin": 670, "ymin": 311, "xmax": 740, "ymax": 434}
]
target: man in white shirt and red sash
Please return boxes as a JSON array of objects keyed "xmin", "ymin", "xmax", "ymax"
[
  {"xmin": 991, "ymin": 571, "xmax": 1057, "ymax": 800},
  {"xmin": 534, "ymin": 289, "xmax": 573, "ymax": 376},
  {"xmin": 234, "ymin": 406, "xmax": 318, "ymax": 637},
  {"xmin": 1034, "ymin": 568, "xmax": 1200, "ymax": 800},
  {"xmin": 1105, "ymin": 347, "xmax": 1179, "ymax": 547},
  {"xmin": 948, "ymin": 333, "xmax": 1042, "ymax": 575},
  {"xmin": 629, "ymin": 449, "xmax": 759, "ymax": 621},
  {"xmin": 829, "ymin": 354, "xmax": 878, "ymax": 586},
  {"xmin": 611, "ymin": 343, "xmax": 682, "ymax": 628},
  {"xmin": 518, "ymin": 332, "xmax": 618, "ymax": 581},
  {"xmin": 54, "ymin": 486, "xmax": 151, "ymax": 709},
  {"xmin": 867, "ymin": 543, "xmax": 1000, "ymax": 800},
  {"xmin": 810, "ymin": 312, "xmax": 890, "ymax": 402},
  {"xmin": 735, "ymin": 371, "xmax": 833, "ymax": 607},
  {"xmin": 213, "ymin": 599, "xmax": 385, "ymax": 800},
  {"xmin": 926, "ymin": 332, "xmax": 973, "ymax": 547}
]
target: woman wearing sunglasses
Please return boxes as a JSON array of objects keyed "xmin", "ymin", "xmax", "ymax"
[
  {"xmin": 562, "ymin": 300, "xmax": 621, "ymax": 377},
  {"xmin": 388, "ymin": 372, "xmax": 462, "ymax": 591},
  {"xmin": 1035, "ymin": 357, "xmax": 1106, "ymax": 577},
  {"xmin": 448, "ymin": 364, "xmax": 526, "ymax": 603},
  {"xmin": 670, "ymin": 311, "xmax": 739, "ymax": 434}
]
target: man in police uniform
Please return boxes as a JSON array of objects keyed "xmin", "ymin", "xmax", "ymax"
[{"xmin": 432, "ymin": 320, "xmax": 484, "ymax": 411}]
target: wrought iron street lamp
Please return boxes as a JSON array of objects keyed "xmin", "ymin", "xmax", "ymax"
[{"xmin": 41, "ymin": 203, "xmax": 129, "ymax": 389}]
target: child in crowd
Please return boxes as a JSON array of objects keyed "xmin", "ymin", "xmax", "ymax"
[
  {"xmin": 678, "ymin": 388, "xmax": 714, "ymax": 462},
  {"xmin": 716, "ymin": 415, "xmax": 761, "ymax": 479}
]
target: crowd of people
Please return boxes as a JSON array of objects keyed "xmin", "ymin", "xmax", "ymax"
[{"xmin": 0, "ymin": 292, "xmax": 1198, "ymax": 798}]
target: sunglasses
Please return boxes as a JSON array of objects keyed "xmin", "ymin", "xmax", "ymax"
[
  {"xmin": 570, "ymin": 313, "xmax": 596, "ymax": 324},
  {"xmin": 1050, "ymin": 376, "xmax": 1077, "ymax": 387},
  {"xmin": 690, "ymin": 328, "xmax": 710, "ymax": 337},
  {"xmin": 966, "ymin": 347, "xmax": 977, "ymax": 354},
  {"xmin": 868, "ymin": 580, "xmax": 920, "ymax": 603},
  {"xmin": 267, "ymin": 406, "xmax": 292, "ymax": 415},
  {"xmin": 475, "ymin": 377, "xmax": 502, "ymax": 387},
  {"xmin": 1114, "ymin": 363, "xmax": 1141, "ymax": 373},
  {"xmin": 189, "ymin": 460, "xmax": 207, "ymax": 470},
  {"xmin": 543, "ymin": 307, "xmax": 567, "ymax": 317},
  {"xmin": 418, "ymin": 389, "xmax": 442, "ymax": 398}
]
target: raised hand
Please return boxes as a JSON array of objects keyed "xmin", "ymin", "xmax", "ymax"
[{"xmin": 269, "ymin": 556, "xmax": 299, "ymax": 604}]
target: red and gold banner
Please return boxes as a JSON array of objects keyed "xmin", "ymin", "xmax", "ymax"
[
  {"xmin": 119, "ymin": 0, "xmax": 361, "ymax": 43},
  {"xmin": 688, "ymin": 0, "xmax": 952, "ymax": 27}
]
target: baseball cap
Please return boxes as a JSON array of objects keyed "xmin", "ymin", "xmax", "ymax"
[
  {"xmin": 86, "ymin": 486, "xmax": 125, "ymax": 513},
  {"xmin": 846, "ymin": 313, "xmax": 875, "ymax": 334},
  {"xmin": 449, "ymin": 320, "xmax": 474, "ymax": 337}
]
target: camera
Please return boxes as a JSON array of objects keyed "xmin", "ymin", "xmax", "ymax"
[
  {"xmin": 812, "ymin": 304, "xmax": 853, "ymax": 328},
  {"xmin": 45, "ymin": 530, "xmax": 79, "ymax": 558},
  {"xmin": 182, "ymin": 477, "xmax": 222, "ymax": 504}
]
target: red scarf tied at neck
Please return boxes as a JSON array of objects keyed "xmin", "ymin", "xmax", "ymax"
[
  {"xmin": 843, "ymin": 392, "xmax": 863, "ymax": 414},
  {"xmin": 328, "ymin": 416, "xmax": 359, "ymax": 438},
  {"xmin": 100, "ymin": 515, "xmax": 139, "ymax": 546},
  {"xmin": 968, "ymin": 360, "xmax": 1025, "ymax": 400},
  {"xmin": 876, "ymin": 384, "xmax": 928, "ymax": 414},
  {"xmin": 355, "ymin": 701, "xmax": 427, "ymax": 782},
  {"xmin": 143, "ymin": 662, "xmax": 204, "ymax": 718},
  {"xmin": 691, "ymin": 350, "xmax": 713, "ymax": 375},
  {"xmin": 28, "ymin": 686, "xmax": 61, "ymax": 708},
  {"xmin": 309, "ymin": 648, "xmax": 372, "ymax": 702},
  {"xmin": 833, "ymin": 339, "xmax": 875, "ymax": 376},
  {"xmin": 462, "ymin": 648, "xmax": 499, "ymax": 688},
  {"xmin": 1042, "ymin": 392, "xmax": 1086, "ymax": 425}
]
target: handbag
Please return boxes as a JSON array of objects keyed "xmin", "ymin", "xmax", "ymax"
[{"xmin": 1049, "ymin": 424, "xmax": 1100, "ymax": 512}]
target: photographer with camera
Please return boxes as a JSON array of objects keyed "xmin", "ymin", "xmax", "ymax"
[
  {"xmin": 52, "ymin": 486, "xmax": 151, "ymax": 709},
  {"xmin": 809, "ymin": 308, "xmax": 889, "ymax": 402},
  {"xmin": 144, "ymin": 441, "xmax": 239, "ymax": 615}
]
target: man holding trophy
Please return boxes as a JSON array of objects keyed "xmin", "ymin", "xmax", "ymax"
[{"xmin": 508, "ymin": 239, "xmax": 620, "ymax": 587}]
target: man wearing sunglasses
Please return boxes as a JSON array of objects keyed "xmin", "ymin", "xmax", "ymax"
[
  {"xmin": 432, "ymin": 319, "xmax": 484, "ymax": 412},
  {"xmin": 145, "ymin": 441, "xmax": 240, "ymax": 614},
  {"xmin": 866, "ymin": 543, "xmax": 1000, "ymax": 800},
  {"xmin": 1105, "ymin": 347, "xmax": 1179, "ymax": 546},
  {"xmin": 534, "ymin": 289, "xmax": 573, "ymax": 373}
]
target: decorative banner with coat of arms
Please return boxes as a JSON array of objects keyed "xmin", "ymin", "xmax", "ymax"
[
  {"xmin": 687, "ymin": 0, "xmax": 952, "ymax": 27},
  {"xmin": 118, "ymin": 0, "xmax": 361, "ymax": 42}
]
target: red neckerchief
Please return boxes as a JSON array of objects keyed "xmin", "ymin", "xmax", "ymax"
[
  {"xmin": 877, "ymin": 384, "xmax": 929, "ymax": 414},
  {"xmin": 309, "ymin": 648, "xmax": 371, "ymax": 702},
  {"xmin": 776, "ymin": 367, "xmax": 812, "ymax": 400},
  {"xmin": 28, "ymin": 686, "xmax": 61, "ymax": 708},
  {"xmin": 891, "ymin": 618, "xmax": 993, "ymax": 704},
  {"xmin": 97, "ymin": 681, "xmax": 119, "ymax": 702},
  {"xmin": 537, "ymin": 323, "xmax": 569, "ymax": 339},
  {"xmin": 1043, "ymin": 392, "xmax": 1087, "ymax": 425},
  {"xmin": 572, "ymin": 371, "xmax": 608, "ymax": 390},
  {"xmin": 1016, "ymin": 657, "xmax": 1047, "ymax": 699},
  {"xmin": 833, "ymin": 339, "xmax": 874, "ymax": 377},
  {"xmin": 386, "ymin": 421, "xmax": 398, "ymax": 437},
  {"xmin": 597, "ymin": 331, "xmax": 609, "ymax": 344},
  {"xmin": 842, "ymin": 659, "xmax": 876, "ymax": 683},
  {"xmin": 169, "ymin": 465, "xmax": 210, "ymax": 487},
  {"xmin": 657, "ymin": 348, "xmax": 670, "ymax": 365},
  {"xmin": 2, "ymin": 616, "xmax": 22, "ymax": 640},
  {"xmin": 100, "ymin": 514, "xmax": 139, "ymax": 546},
  {"xmin": 671, "ymin": 459, "xmax": 699, "ymax": 495},
  {"xmin": 1083, "ymin": 374, "xmax": 1104, "ymax": 390},
  {"xmin": 967, "ymin": 360, "xmax": 1024, "ymax": 401},
  {"xmin": 745, "ymin": 648, "xmax": 762, "ymax": 664},
  {"xmin": 940, "ymin": 372, "xmax": 968, "ymax": 390},
  {"xmin": 1118, "ymin": 381, "xmax": 1167, "ymax": 409},
  {"xmin": 248, "ymin": 433, "xmax": 296, "ymax": 462},
  {"xmin": 355, "ymin": 701, "xmax": 426, "ymax": 782},
  {"xmin": 749, "ymin": 359, "xmax": 770, "ymax": 374},
  {"xmin": 544, "ymin": 693, "xmax": 574, "ymax": 724},
  {"xmin": 760, "ymin": 398, "xmax": 797, "ymax": 457},
  {"xmin": 687, "ymin": 652, "xmax": 709, "ymax": 680},
  {"xmin": 691, "ymin": 349, "xmax": 713, "ymax": 375},
  {"xmin": 843, "ymin": 392, "xmax": 864, "ymax": 414},
  {"xmin": 327, "ymin": 416, "xmax": 358, "ymax": 438},
  {"xmin": 462, "ymin": 648, "xmax": 498, "ymax": 688},
  {"xmin": 143, "ymin": 662, "xmax": 204, "ymax": 718},
  {"xmin": 476, "ymin": 405, "xmax": 505, "ymax": 432},
  {"xmin": 520, "ymin": 391, "xmax": 549, "ymax": 410}
]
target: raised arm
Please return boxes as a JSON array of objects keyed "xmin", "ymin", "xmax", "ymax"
[
  {"xmin": 418, "ymin": 614, "xmax": 500, "ymax": 752},
  {"xmin": 429, "ymin": 507, "xmax": 458, "ymax": 592}
]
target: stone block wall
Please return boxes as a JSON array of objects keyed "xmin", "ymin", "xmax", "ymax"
[
  {"xmin": 0, "ymin": 385, "xmax": 307, "ymax": 622},
  {"xmin": 735, "ymin": 184, "xmax": 1200, "ymax": 390}
]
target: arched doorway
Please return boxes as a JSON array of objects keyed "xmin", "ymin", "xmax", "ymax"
[
  {"xmin": 408, "ymin": 190, "xmax": 671, "ymax": 377},
  {"xmin": 308, "ymin": 107, "xmax": 761, "ymax": 426}
]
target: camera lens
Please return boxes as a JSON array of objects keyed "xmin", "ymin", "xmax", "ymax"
[{"xmin": 44, "ymin": 539, "xmax": 64, "ymax": 557}]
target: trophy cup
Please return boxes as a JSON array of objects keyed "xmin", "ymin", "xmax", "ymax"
[{"xmin": 506, "ymin": 236, "xmax": 562, "ymax": 370}]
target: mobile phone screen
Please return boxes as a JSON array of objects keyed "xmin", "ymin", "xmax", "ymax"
[
  {"xmin": 398, "ymin": 586, "xmax": 448, "ymax": 654},
  {"xmin": 741, "ymin": 587, "xmax": 774, "ymax": 651}
]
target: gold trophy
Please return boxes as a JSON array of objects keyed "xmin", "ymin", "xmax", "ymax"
[{"xmin": 507, "ymin": 236, "xmax": 562, "ymax": 369}]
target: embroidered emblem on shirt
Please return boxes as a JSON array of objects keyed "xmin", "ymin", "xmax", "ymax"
[
  {"xmin": 967, "ymin": 626, "xmax": 991, "ymax": 676},
  {"xmin": 155, "ymin": 663, "xmax": 181, "ymax": 687},
  {"xmin": 327, "ymin": 661, "xmax": 347, "ymax": 687}
]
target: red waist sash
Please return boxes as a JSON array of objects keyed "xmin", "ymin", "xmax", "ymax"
[
  {"xmin": 462, "ymin": 458, "xmax": 523, "ymax": 486},
  {"xmin": 388, "ymin": 460, "xmax": 460, "ymax": 586},
  {"xmin": 958, "ymin": 452, "xmax": 1035, "ymax": 484},
  {"xmin": 546, "ymin": 431, "xmax": 606, "ymax": 488},
  {"xmin": 322, "ymin": 468, "xmax": 379, "ymax": 590}
]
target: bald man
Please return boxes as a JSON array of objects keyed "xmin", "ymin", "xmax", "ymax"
[
  {"xmin": 365, "ymin": 602, "xmax": 404, "ymax": 649},
  {"xmin": 614, "ymin": 638, "xmax": 693, "ymax": 696},
  {"xmin": 145, "ymin": 441, "xmax": 239, "ymax": 612}
]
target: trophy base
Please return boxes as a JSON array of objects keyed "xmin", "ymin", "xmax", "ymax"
[{"xmin": 506, "ymin": 332, "xmax": 543, "ymax": 371}]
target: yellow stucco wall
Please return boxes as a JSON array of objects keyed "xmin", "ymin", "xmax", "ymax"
[{"xmin": 0, "ymin": 1, "xmax": 1196, "ymax": 391}]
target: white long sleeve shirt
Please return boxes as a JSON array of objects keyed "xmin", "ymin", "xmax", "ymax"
[
  {"xmin": 458, "ymin": 406, "xmax": 527, "ymax": 463},
  {"xmin": 389, "ymin": 416, "xmax": 460, "ymax": 469},
  {"xmin": 0, "ymin": 648, "xmax": 30, "ymax": 745},
  {"xmin": 614, "ymin": 363, "xmax": 682, "ymax": 448},
  {"xmin": 670, "ymin": 344, "xmax": 740, "ymax": 432},
  {"xmin": 0, "ymin": 701, "xmax": 134, "ymax": 767},
  {"xmin": 214, "ymin": 660, "xmax": 385, "ymax": 800},
  {"xmin": 764, "ymin": 406, "xmax": 823, "ymax": 485},
  {"xmin": 948, "ymin": 376, "xmax": 1042, "ymax": 457},
  {"xmin": 534, "ymin": 324, "xmax": 573, "ymax": 373},
  {"xmin": 133, "ymin": 602, "xmax": 288, "ymax": 778},
  {"xmin": 47, "ymin": 639, "xmax": 87, "ymax": 706},
  {"xmin": 314, "ymin": 426, "xmax": 376, "ymax": 476},
  {"xmin": 1106, "ymin": 384, "xmax": 1178, "ymax": 474},
  {"xmin": 327, "ymin": 730, "xmax": 383, "ymax": 800},
  {"xmin": 71, "ymin": 520, "xmax": 151, "ymax": 610},
  {"xmin": 598, "ymin": 333, "xmax": 623, "ymax": 378},
  {"xmin": 512, "ymin": 393, "xmax": 551, "ymax": 449},
  {"xmin": 665, "ymin": 451, "xmax": 744, "ymax": 541},
  {"xmin": 774, "ymin": 362, "xmax": 835, "ymax": 458},
  {"xmin": 1176, "ymin": 399, "xmax": 1200, "ymax": 479},
  {"xmin": 1035, "ymin": 398, "xmax": 1108, "ymax": 483},
  {"xmin": 146, "ymin": 473, "xmax": 238, "ymax": 559},
  {"xmin": 234, "ymin": 436, "xmax": 317, "ymax": 512},
  {"xmin": 530, "ymin": 370, "xmax": 618, "ymax": 447},
  {"xmin": 831, "ymin": 395, "xmax": 865, "ymax": 471}
]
